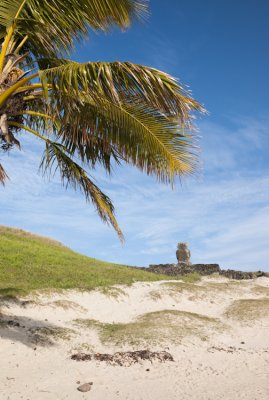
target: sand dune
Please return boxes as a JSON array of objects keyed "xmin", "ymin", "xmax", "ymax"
[{"xmin": 1, "ymin": 276, "xmax": 269, "ymax": 399}]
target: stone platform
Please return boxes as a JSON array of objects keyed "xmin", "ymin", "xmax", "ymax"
[{"xmin": 141, "ymin": 263, "xmax": 269, "ymax": 280}]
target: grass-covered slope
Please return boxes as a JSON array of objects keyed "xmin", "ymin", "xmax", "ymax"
[{"xmin": 0, "ymin": 226, "xmax": 175, "ymax": 296}]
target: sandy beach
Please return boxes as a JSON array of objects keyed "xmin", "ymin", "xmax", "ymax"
[{"xmin": 1, "ymin": 275, "xmax": 269, "ymax": 400}]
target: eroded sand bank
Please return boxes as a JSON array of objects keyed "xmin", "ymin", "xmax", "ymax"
[{"xmin": 1, "ymin": 276, "xmax": 269, "ymax": 399}]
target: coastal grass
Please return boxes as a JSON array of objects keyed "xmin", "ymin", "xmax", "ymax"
[
  {"xmin": 224, "ymin": 298, "xmax": 269, "ymax": 323},
  {"xmin": 0, "ymin": 226, "xmax": 193, "ymax": 297},
  {"xmin": 250, "ymin": 286, "xmax": 269, "ymax": 296},
  {"xmin": 46, "ymin": 300, "xmax": 87, "ymax": 312},
  {"xmin": 28, "ymin": 326, "xmax": 76, "ymax": 345},
  {"xmin": 97, "ymin": 286, "xmax": 128, "ymax": 299},
  {"xmin": 148, "ymin": 280, "xmax": 244, "ymax": 302},
  {"xmin": 74, "ymin": 310, "xmax": 225, "ymax": 346}
]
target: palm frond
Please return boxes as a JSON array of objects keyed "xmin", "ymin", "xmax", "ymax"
[
  {"xmin": 94, "ymin": 99, "xmax": 199, "ymax": 179},
  {"xmin": 0, "ymin": 26, "xmax": 6, "ymax": 38},
  {"xmin": 41, "ymin": 60, "xmax": 204, "ymax": 123},
  {"xmin": 0, "ymin": 162, "xmax": 9, "ymax": 185},
  {"xmin": 0, "ymin": 0, "xmax": 148, "ymax": 58},
  {"xmin": 48, "ymin": 91, "xmax": 198, "ymax": 182},
  {"xmin": 58, "ymin": 129, "xmax": 122, "ymax": 174},
  {"xmin": 0, "ymin": 1, "xmax": 206, "ymax": 240},
  {"xmin": 0, "ymin": 0, "xmax": 26, "ymax": 28},
  {"xmin": 40, "ymin": 141, "xmax": 123, "ymax": 240}
]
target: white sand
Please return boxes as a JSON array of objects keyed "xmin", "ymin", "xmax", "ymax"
[{"xmin": 1, "ymin": 276, "xmax": 269, "ymax": 399}]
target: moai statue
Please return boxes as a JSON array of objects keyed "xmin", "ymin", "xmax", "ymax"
[{"xmin": 176, "ymin": 242, "xmax": 191, "ymax": 265}]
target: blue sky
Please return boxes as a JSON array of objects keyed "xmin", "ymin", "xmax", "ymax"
[{"xmin": 1, "ymin": 0, "xmax": 269, "ymax": 270}]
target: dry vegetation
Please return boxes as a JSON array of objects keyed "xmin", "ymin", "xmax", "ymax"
[
  {"xmin": 74, "ymin": 310, "xmax": 226, "ymax": 346},
  {"xmin": 224, "ymin": 298, "xmax": 269, "ymax": 324},
  {"xmin": 97, "ymin": 286, "xmax": 128, "ymax": 299},
  {"xmin": 250, "ymin": 286, "xmax": 269, "ymax": 296},
  {"xmin": 28, "ymin": 326, "xmax": 76, "ymax": 345},
  {"xmin": 46, "ymin": 300, "xmax": 87, "ymax": 312},
  {"xmin": 147, "ymin": 280, "xmax": 245, "ymax": 302}
]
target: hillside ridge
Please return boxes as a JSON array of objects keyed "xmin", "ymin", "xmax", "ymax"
[{"xmin": 0, "ymin": 226, "xmax": 184, "ymax": 296}]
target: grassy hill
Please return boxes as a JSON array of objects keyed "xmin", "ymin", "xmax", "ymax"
[{"xmin": 0, "ymin": 226, "xmax": 186, "ymax": 297}]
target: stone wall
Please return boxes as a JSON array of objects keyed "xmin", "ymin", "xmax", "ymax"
[
  {"xmin": 142, "ymin": 263, "xmax": 269, "ymax": 280},
  {"xmin": 145, "ymin": 263, "xmax": 220, "ymax": 276},
  {"xmin": 219, "ymin": 269, "xmax": 269, "ymax": 280}
]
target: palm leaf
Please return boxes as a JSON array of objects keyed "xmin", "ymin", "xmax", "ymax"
[
  {"xmin": 0, "ymin": 0, "xmax": 26, "ymax": 28},
  {"xmin": 0, "ymin": 27, "xmax": 5, "ymax": 40},
  {"xmin": 40, "ymin": 141, "xmax": 123, "ymax": 240},
  {"xmin": 0, "ymin": 0, "xmax": 148, "ymax": 57},
  {"xmin": 0, "ymin": 1, "xmax": 205, "ymax": 240},
  {"xmin": 0, "ymin": 162, "xmax": 9, "ymax": 185},
  {"xmin": 41, "ymin": 60, "xmax": 204, "ymax": 122},
  {"xmin": 18, "ymin": 103, "xmax": 122, "ymax": 173},
  {"xmin": 55, "ymin": 95, "xmax": 198, "ymax": 182}
]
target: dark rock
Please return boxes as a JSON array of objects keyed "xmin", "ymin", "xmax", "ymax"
[
  {"xmin": 77, "ymin": 382, "xmax": 93, "ymax": 392},
  {"xmin": 21, "ymin": 301, "xmax": 34, "ymax": 308},
  {"xmin": 219, "ymin": 269, "xmax": 269, "ymax": 280},
  {"xmin": 7, "ymin": 320, "xmax": 20, "ymax": 327},
  {"xmin": 181, "ymin": 264, "xmax": 221, "ymax": 276}
]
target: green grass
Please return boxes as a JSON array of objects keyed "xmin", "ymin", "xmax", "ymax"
[
  {"xmin": 177, "ymin": 273, "xmax": 201, "ymax": 283},
  {"xmin": 74, "ymin": 310, "xmax": 225, "ymax": 346},
  {"xmin": 0, "ymin": 226, "xmax": 188, "ymax": 297}
]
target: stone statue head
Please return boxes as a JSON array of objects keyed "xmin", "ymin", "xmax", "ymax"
[
  {"xmin": 176, "ymin": 242, "xmax": 191, "ymax": 264},
  {"xmin": 177, "ymin": 242, "xmax": 188, "ymax": 250}
]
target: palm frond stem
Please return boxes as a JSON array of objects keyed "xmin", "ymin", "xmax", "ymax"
[
  {"xmin": 14, "ymin": 110, "xmax": 53, "ymax": 120},
  {"xmin": 23, "ymin": 92, "xmax": 43, "ymax": 101},
  {"xmin": 14, "ymin": 0, "xmax": 28, "ymax": 19},
  {"xmin": 0, "ymin": 25, "xmax": 15, "ymax": 72},
  {"xmin": 15, "ymin": 83, "xmax": 49, "ymax": 93},
  {"xmin": 14, "ymin": 34, "xmax": 28, "ymax": 54},
  {"xmin": 7, "ymin": 121, "xmax": 49, "ymax": 142}
]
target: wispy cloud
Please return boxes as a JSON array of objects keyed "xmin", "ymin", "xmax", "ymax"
[{"xmin": 0, "ymin": 117, "xmax": 269, "ymax": 270}]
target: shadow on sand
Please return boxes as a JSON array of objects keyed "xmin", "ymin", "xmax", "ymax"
[{"xmin": 0, "ymin": 296, "xmax": 70, "ymax": 348}]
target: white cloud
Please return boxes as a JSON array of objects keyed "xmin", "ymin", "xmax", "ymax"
[{"xmin": 0, "ymin": 118, "xmax": 269, "ymax": 271}]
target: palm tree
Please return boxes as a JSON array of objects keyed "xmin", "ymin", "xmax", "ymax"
[{"xmin": 0, "ymin": 0, "xmax": 204, "ymax": 239}]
